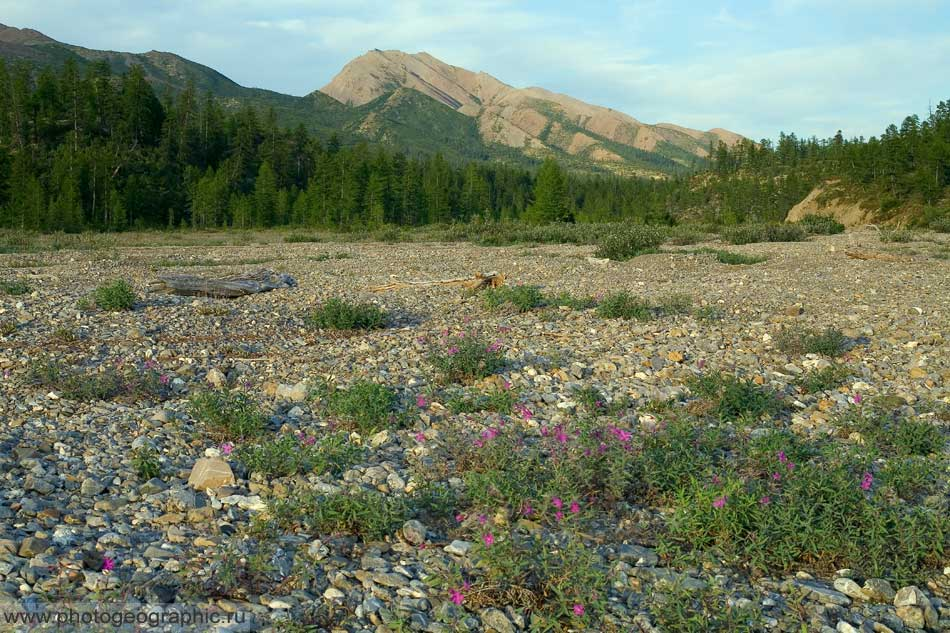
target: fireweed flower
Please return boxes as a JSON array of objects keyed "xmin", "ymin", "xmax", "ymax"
[
  {"xmin": 482, "ymin": 533, "xmax": 494, "ymax": 547},
  {"xmin": 414, "ymin": 432, "xmax": 426, "ymax": 443},
  {"xmin": 759, "ymin": 496, "xmax": 771, "ymax": 505},
  {"xmin": 555, "ymin": 511, "xmax": 564, "ymax": 521},
  {"xmin": 772, "ymin": 472, "xmax": 782, "ymax": 481},
  {"xmin": 551, "ymin": 497, "xmax": 563, "ymax": 509},
  {"xmin": 159, "ymin": 374, "xmax": 170, "ymax": 385},
  {"xmin": 522, "ymin": 503, "xmax": 533, "ymax": 516},
  {"xmin": 860, "ymin": 472, "xmax": 873, "ymax": 491},
  {"xmin": 777, "ymin": 451, "xmax": 788, "ymax": 464},
  {"xmin": 711, "ymin": 474, "xmax": 722, "ymax": 486},
  {"xmin": 455, "ymin": 513, "xmax": 465, "ymax": 523},
  {"xmin": 416, "ymin": 394, "xmax": 428, "ymax": 408},
  {"xmin": 570, "ymin": 501, "xmax": 581, "ymax": 514},
  {"xmin": 101, "ymin": 557, "xmax": 115, "ymax": 572},
  {"xmin": 220, "ymin": 442, "xmax": 234, "ymax": 456},
  {"xmin": 447, "ymin": 346, "xmax": 459, "ymax": 356},
  {"xmin": 573, "ymin": 604, "xmax": 585, "ymax": 616},
  {"xmin": 487, "ymin": 341, "xmax": 502, "ymax": 352},
  {"xmin": 555, "ymin": 427, "xmax": 568, "ymax": 444},
  {"xmin": 449, "ymin": 589, "xmax": 464, "ymax": 605},
  {"xmin": 853, "ymin": 392, "xmax": 862, "ymax": 404},
  {"xmin": 478, "ymin": 514, "xmax": 488, "ymax": 525},
  {"xmin": 712, "ymin": 495, "xmax": 728, "ymax": 509},
  {"xmin": 502, "ymin": 380, "xmax": 512, "ymax": 390}
]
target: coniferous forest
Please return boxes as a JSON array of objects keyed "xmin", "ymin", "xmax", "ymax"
[{"xmin": 0, "ymin": 58, "xmax": 947, "ymax": 232}]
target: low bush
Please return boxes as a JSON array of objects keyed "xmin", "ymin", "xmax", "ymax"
[
  {"xmin": 796, "ymin": 364, "xmax": 852, "ymax": 393},
  {"xmin": 322, "ymin": 380, "xmax": 401, "ymax": 434},
  {"xmin": 797, "ymin": 214, "xmax": 845, "ymax": 235},
  {"xmin": 879, "ymin": 228, "xmax": 916, "ymax": 243},
  {"xmin": 776, "ymin": 326, "xmax": 848, "ymax": 356},
  {"xmin": 721, "ymin": 223, "xmax": 807, "ymax": 245},
  {"xmin": 94, "ymin": 279, "xmax": 137, "ymax": 311},
  {"xmin": 306, "ymin": 298, "xmax": 387, "ymax": 330},
  {"xmin": 689, "ymin": 371, "xmax": 784, "ymax": 424},
  {"xmin": 593, "ymin": 225, "xmax": 666, "ymax": 261},
  {"xmin": 430, "ymin": 332, "xmax": 506, "ymax": 383},
  {"xmin": 596, "ymin": 292, "xmax": 652, "ymax": 320},
  {"xmin": 189, "ymin": 390, "xmax": 267, "ymax": 441},
  {"xmin": 483, "ymin": 284, "xmax": 546, "ymax": 312},
  {"xmin": 26, "ymin": 358, "xmax": 170, "ymax": 403},
  {"xmin": 0, "ymin": 280, "xmax": 31, "ymax": 295},
  {"xmin": 238, "ymin": 431, "xmax": 363, "ymax": 478}
]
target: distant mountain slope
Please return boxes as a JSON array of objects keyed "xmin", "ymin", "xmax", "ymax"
[
  {"xmin": 0, "ymin": 24, "xmax": 745, "ymax": 175},
  {"xmin": 321, "ymin": 49, "xmax": 744, "ymax": 175}
]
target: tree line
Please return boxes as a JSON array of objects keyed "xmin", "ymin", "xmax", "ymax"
[
  {"xmin": 0, "ymin": 58, "xmax": 945, "ymax": 232},
  {"xmin": 0, "ymin": 59, "xmax": 693, "ymax": 232}
]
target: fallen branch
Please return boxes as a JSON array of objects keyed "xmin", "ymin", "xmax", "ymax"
[
  {"xmin": 370, "ymin": 271, "xmax": 505, "ymax": 292},
  {"xmin": 148, "ymin": 268, "xmax": 296, "ymax": 298}
]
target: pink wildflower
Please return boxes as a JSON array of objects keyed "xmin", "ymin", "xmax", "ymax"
[
  {"xmin": 573, "ymin": 603, "xmax": 585, "ymax": 616},
  {"xmin": 522, "ymin": 503, "xmax": 533, "ymax": 516},
  {"xmin": 555, "ymin": 428, "xmax": 568, "ymax": 444},
  {"xmin": 759, "ymin": 496, "xmax": 771, "ymax": 505},
  {"xmin": 555, "ymin": 511, "xmax": 564, "ymax": 521},
  {"xmin": 449, "ymin": 589, "xmax": 464, "ymax": 605},
  {"xmin": 101, "ymin": 557, "xmax": 115, "ymax": 572},
  {"xmin": 570, "ymin": 501, "xmax": 581, "ymax": 514},
  {"xmin": 860, "ymin": 472, "xmax": 873, "ymax": 491},
  {"xmin": 551, "ymin": 497, "xmax": 563, "ymax": 509},
  {"xmin": 487, "ymin": 341, "xmax": 502, "ymax": 352},
  {"xmin": 447, "ymin": 346, "xmax": 459, "ymax": 356},
  {"xmin": 483, "ymin": 533, "xmax": 494, "ymax": 547},
  {"xmin": 502, "ymin": 380, "xmax": 512, "ymax": 390},
  {"xmin": 777, "ymin": 451, "xmax": 788, "ymax": 464},
  {"xmin": 478, "ymin": 514, "xmax": 488, "ymax": 525},
  {"xmin": 416, "ymin": 394, "xmax": 428, "ymax": 408},
  {"xmin": 711, "ymin": 474, "xmax": 722, "ymax": 486},
  {"xmin": 414, "ymin": 432, "xmax": 426, "ymax": 443},
  {"xmin": 455, "ymin": 513, "xmax": 465, "ymax": 523},
  {"xmin": 220, "ymin": 442, "xmax": 234, "ymax": 456},
  {"xmin": 772, "ymin": 472, "xmax": 782, "ymax": 481},
  {"xmin": 158, "ymin": 374, "xmax": 170, "ymax": 385},
  {"xmin": 712, "ymin": 495, "xmax": 728, "ymax": 509},
  {"xmin": 853, "ymin": 392, "xmax": 862, "ymax": 404}
]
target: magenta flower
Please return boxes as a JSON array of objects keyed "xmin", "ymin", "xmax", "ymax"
[
  {"xmin": 486, "ymin": 341, "xmax": 502, "ymax": 352},
  {"xmin": 158, "ymin": 374, "xmax": 170, "ymax": 385},
  {"xmin": 449, "ymin": 588, "xmax": 464, "ymax": 605},
  {"xmin": 772, "ymin": 472, "xmax": 782, "ymax": 481},
  {"xmin": 300, "ymin": 434, "xmax": 316, "ymax": 446},
  {"xmin": 502, "ymin": 380, "xmax": 512, "ymax": 390},
  {"xmin": 101, "ymin": 557, "xmax": 115, "ymax": 572},
  {"xmin": 759, "ymin": 496, "xmax": 771, "ymax": 505},
  {"xmin": 711, "ymin": 474, "xmax": 721, "ymax": 486},
  {"xmin": 551, "ymin": 497, "xmax": 563, "ymax": 509},
  {"xmin": 220, "ymin": 442, "xmax": 234, "ymax": 456},
  {"xmin": 416, "ymin": 394, "xmax": 428, "ymax": 408},
  {"xmin": 447, "ymin": 346, "xmax": 459, "ymax": 356},
  {"xmin": 697, "ymin": 358, "xmax": 706, "ymax": 369},
  {"xmin": 777, "ymin": 451, "xmax": 788, "ymax": 464},
  {"xmin": 414, "ymin": 432, "xmax": 426, "ymax": 443},
  {"xmin": 555, "ymin": 511, "xmax": 564, "ymax": 521},
  {"xmin": 609, "ymin": 426, "xmax": 632, "ymax": 443},
  {"xmin": 712, "ymin": 495, "xmax": 728, "ymax": 509},
  {"xmin": 477, "ymin": 514, "xmax": 488, "ymax": 525},
  {"xmin": 555, "ymin": 428, "xmax": 568, "ymax": 444},
  {"xmin": 570, "ymin": 501, "xmax": 581, "ymax": 514},
  {"xmin": 853, "ymin": 392, "xmax": 862, "ymax": 404},
  {"xmin": 573, "ymin": 603, "xmax": 585, "ymax": 616},
  {"xmin": 455, "ymin": 513, "xmax": 465, "ymax": 523},
  {"xmin": 482, "ymin": 533, "xmax": 494, "ymax": 547},
  {"xmin": 522, "ymin": 503, "xmax": 533, "ymax": 516},
  {"xmin": 860, "ymin": 472, "xmax": 873, "ymax": 491},
  {"xmin": 144, "ymin": 359, "xmax": 158, "ymax": 370}
]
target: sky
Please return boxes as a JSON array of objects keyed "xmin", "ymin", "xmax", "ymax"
[{"xmin": 2, "ymin": 0, "xmax": 948, "ymax": 140}]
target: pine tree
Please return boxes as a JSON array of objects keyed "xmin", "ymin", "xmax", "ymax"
[{"xmin": 525, "ymin": 158, "xmax": 569, "ymax": 223}]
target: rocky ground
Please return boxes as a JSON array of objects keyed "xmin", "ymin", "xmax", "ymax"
[{"xmin": 0, "ymin": 228, "xmax": 948, "ymax": 632}]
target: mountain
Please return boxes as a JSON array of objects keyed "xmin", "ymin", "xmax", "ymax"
[
  {"xmin": 0, "ymin": 24, "xmax": 744, "ymax": 174},
  {"xmin": 321, "ymin": 49, "xmax": 744, "ymax": 175}
]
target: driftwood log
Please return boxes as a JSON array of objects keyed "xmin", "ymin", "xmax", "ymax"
[
  {"xmin": 370, "ymin": 271, "xmax": 505, "ymax": 292},
  {"xmin": 148, "ymin": 268, "xmax": 296, "ymax": 298},
  {"xmin": 844, "ymin": 250, "xmax": 905, "ymax": 262}
]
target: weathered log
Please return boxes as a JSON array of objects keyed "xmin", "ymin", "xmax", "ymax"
[
  {"xmin": 369, "ymin": 271, "xmax": 505, "ymax": 292},
  {"xmin": 844, "ymin": 250, "xmax": 904, "ymax": 262},
  {"xmin": 148, "ymin": 268, "xmax": 296, "ymax": 298}
]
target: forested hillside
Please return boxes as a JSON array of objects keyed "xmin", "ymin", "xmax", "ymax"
[{"xmin": 0, "ymin": 57, "xmax": 947, "ymax": 232}]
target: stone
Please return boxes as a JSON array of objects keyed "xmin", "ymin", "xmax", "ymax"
[
  {"xmin": 481, "ymin": 608, "xmax": 515, "ymax": 633},
  {"xmin": 80, "ymin": 477, "xmax": 105, "ymax": 497},
  {"xmin": 323, "ymin": 587, "xmax": 345, "ymax": 602},
  {"xmin": 206, "ymin": 368, "xmax": 227, "ymax": 388},
  {"xmin": 444, "ymin": 540, "xmax": 472, "ymax": 557},
  {"xmin": 893, "ymin": 586, "xmax": 938, "ymax": 630},
  {"xmin": 785, "ymin": 304, "xmax": 804, "ymax": 316},
  {"xmin": 187, "ymin": 458, "xmax": 235, "ymax": 490},
  {"xmin": 666, "ymin": 350, "xmax": 684, "ymax": 363},
  {"xmin": 400, "ymin": 520, "xmax": 427, "ymax": 546},
  {"xmin": 836, "ymin": 622, "xmax": 859, "ymax": 633},
  {"xmin": 833, "ymin": 577, "xmax": 865, "ymax": 601},
  {"xmin": 275, "ymin": 381, "xmax": 308, "ymax": 402},
  {"xmin": 796, "ymin": 581, "xmax": 851, "ymax": 606},
  {"xmin": 18, "ymin": 537, "xmax": 50, "ymax": 558},
  {"xmin": 862, "ymin": 578, "xmax": 896, "ymax": 603}
]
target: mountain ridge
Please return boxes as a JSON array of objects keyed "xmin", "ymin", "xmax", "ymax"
[{"xmin": 0, "ymin": 24, "xmax": 743, "ymax": 175}]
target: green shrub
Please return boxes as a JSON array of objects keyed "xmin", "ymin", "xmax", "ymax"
[
  {"xmin": 689, "ymin": 372, "xmax": 783, "ymax": 423},
  {"xmin": 711, "ymin": 249, "xmax": 767, "ymax": 265},
  {"xmin": 596, "ymin": 292, "xmax": 652, "ymax": 320},
  {"xmin": 238, "ymin": 431, "xmax": 363, "ymax": 478},
  {"xmin": 549, "ymin": 291, "xmax": 597, "ymax": 310},
  {"xmin": 656, "ymin": 292, "xmax": 693, "ymax": 315},
  {"xmin": 430, "ymin": 333, "xmax": 506, "ymax": 383},
  {"xmin": 594, "ymin": 225, "xmax": 665, "ymax": 261},
  {"xmin": 283, "ymin": 233, "xmax": 321, "ymax": 243},
  {"xmin": 797, "ymin": 214, "xmax": 845, "ymax": 235},
  {"xmin": 721, "ymin": 224, "xmax": 807, "ymax": 245},
  {"xmin": 796, "ymin": 364, "xmax": 852, "ymax": 393},
  {"xmin": 648, "ymin": 584, "xmax": 762, "ymax": 633},
  {"xmin": 776, "ymin": 326, "xmax": 848, "ymax": 356},
  {"xmin": 25, "ymin": 358, "xmax": 169, "ymax": 402},
  {"xmin": 0, "ymin": 319, "xmax": 15, "ymax": 336},
  {"xmin": 131, "ymin": 446, "xmax": 161, "ymax": 480},
  {"xmin": 322, "ymin": 380, "xmax": 400, "ymax": 434},
  {"xmin": 270, "ymin": 490, "xmax": 412, "ymax": 540},
  {"xmin": 483, "ymin": 284, "xmax": 546, "ymax": 312},
  {"xmin": 0, "ymin": 280, "xmax": 31, "ymax": 295},
  {"xmin": 879, "ymin": 228, "xmax": 916, "ymax": 243},
  {"xmin": 94, "ymin": 279, "xmax": 137, "ymax": 311},
  {"xmin": 929, "ymin": 216, "xmax": 950, "ymax": 232},
  {"xmin": 189, "ymin": 390, "xmax": 267, "ymax": 441},
  {"xmin": 306, "ymin": 298, "xmax": 387, "ymax": 330},
  {"xmin": 446, "ymin": 385, "xmax": 516, "ymax": 414}
]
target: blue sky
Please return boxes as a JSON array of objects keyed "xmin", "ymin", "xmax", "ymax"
[{"xmin": 2, "ymin": 0, "xmax": 948, "ymax": 140}]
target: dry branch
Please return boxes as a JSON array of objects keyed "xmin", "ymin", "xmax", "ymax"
[
  {"xmin": 148, "ymin": 268, "xmax": 296, "ymax": 298},
  {"xmin": 370, "ymin": 271, "xmax": 505, "ymax": 292}
]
